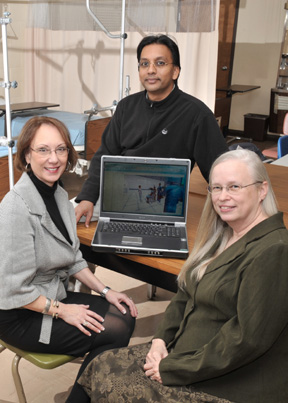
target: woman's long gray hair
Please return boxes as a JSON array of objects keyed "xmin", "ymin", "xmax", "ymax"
[{"xmin": 178, "ymin": 149, "xmax": 278, "ymax": 287}]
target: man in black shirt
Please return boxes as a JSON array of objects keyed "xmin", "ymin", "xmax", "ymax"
[{"xmin": 75, "ymin": 34, "xmax": 228, "ymax": 226}]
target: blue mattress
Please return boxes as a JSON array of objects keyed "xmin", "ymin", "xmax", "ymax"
[
  {"xmin": 0, "ymin": 110, "xmax": 99, "ymax": 151},
  {"xmin": 0, "ymin": 144, "xmax": 17, "ymax": 158}
]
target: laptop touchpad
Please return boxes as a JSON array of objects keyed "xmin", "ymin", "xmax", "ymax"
[{"xmin": 122, "ymin": 236, "xmax": 143, "ymax": 245}]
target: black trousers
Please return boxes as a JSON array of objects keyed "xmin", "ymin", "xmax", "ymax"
[{"xmin": 0, "ymin": 291, "xmax": 135, "ymax": 402}]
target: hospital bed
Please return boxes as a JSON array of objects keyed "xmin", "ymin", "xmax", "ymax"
[
  {"xmin": 0, "ymin": 109, "xmax": 103, "ymax": 152},
  {"xmin": 0, "ymin": 109, "xmax": 111, "ymax": 201}
]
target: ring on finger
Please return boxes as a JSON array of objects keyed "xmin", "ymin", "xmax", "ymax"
[{"xmin": 83, "ymin": 320, "xmax": 88, "ymax": 327}]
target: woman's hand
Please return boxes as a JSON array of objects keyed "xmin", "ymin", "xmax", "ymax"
[
  {"xmin": 105, "ymin": 289, "xmax": 138, "ymax": 318},
  {"xmin": 58, "ymin": 302, "xmax": 106, "ymax": 337},
  {"xmin": 144, "ymin": 338, "xmax": 168, "ymax": 383},
  {"xmin": 58, "ymin": 288, "xmax": 138, "ymax": 337},
  {"xmin": 24, "ymin": 296, "xmax": 105, "ymax": 337},
  {"xmin": 72, "ymin": 269, "xmax": 137, "ymax": 318}
]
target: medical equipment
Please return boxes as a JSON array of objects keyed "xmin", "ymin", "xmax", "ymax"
[
  {"xmin": 0, "ymin": 10, "xmax": 17, "ymax": 188},
  {"xmin": 84, "ymin": 0, "xmax": 129, "ymax": 118}
]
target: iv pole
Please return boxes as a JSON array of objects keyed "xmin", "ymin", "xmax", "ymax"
[
  {"xmin": 0, "ymin": 11, "xmax": 18, "ymax": 189},
  {"xmin": 85, "ymin": 0, "xmax": 128, "ymax": 117}
]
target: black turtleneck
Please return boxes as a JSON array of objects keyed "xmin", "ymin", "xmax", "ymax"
[{"xmin": 29, "ymin": 172, "xmax": 72, "ymax": 244}]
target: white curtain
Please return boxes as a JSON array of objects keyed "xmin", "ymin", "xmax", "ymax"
[
  {"xmin": 28, "ymin": 0, "xmax": 217, "ymax": 33},
  {"xmin": 24, "ymin": 0, "xmax": 219, "ymax": 113}
]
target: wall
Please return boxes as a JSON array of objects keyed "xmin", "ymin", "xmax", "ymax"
[{"xmin": 229, "ymin": 0, "xmax": 286, "ymax": 132}]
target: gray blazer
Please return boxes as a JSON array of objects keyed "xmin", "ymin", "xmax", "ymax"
[{"xmin": 0, "ymin": 173, "xmax": 88, "ymax": 343}]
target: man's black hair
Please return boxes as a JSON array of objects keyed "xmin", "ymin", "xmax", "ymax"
[{"xmin": 137, "ymin": 35, "xmax": 181, "ymax": 82}]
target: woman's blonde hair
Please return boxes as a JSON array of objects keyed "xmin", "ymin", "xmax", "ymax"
[{"xmin": 178, "ymin": 149, "xmax": 278, "ymax": 288}]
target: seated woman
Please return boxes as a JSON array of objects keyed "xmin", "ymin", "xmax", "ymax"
[
  {"xmin": 78, "ymin": 149, "xmax": 288, "ymax": 403},
  {"xmin": 0, "ymin": 117, "xmax": 137, "ymax": 403}
]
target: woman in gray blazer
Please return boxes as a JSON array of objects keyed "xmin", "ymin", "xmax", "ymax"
[{"xmin": 0, "ymin": 116, "xmax": 137, "ymax": 403}]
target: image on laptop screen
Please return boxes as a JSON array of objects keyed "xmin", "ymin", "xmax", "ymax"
[{"xmin": 101, "ymin": 161, "xmax": 189, "ymax": 218}]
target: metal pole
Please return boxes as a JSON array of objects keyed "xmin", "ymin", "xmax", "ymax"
[
  {"xmin": 86, "ymin": 0, "xmax": 121, "ymax": 39},
  {"xmin": 86, "ymin": 0, "xmax": 127, "ymax": 101},
  {"xmin": 0, "ymin": 11, "xmax": 17, "ymax": 189},
  {"xmin": 118, "ymin": 0, "xmax": 126, "ymax": 100}
]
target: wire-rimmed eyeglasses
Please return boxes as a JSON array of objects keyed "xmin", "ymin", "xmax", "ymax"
[
  {"xmin": 30, "ymin": 146, "xmax": 69, "ymax": 157},
  {"xmin": 207, "ymin": 181, "xmax": 263, "ymax": 195},
  {"xmin": 138, "ymin": 60, "xmax": 174, "ymax": 69}
]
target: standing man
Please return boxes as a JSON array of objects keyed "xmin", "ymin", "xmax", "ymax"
[{"xmin": 75, "ymin": 34, "xmax": 228, "ymax": 226}]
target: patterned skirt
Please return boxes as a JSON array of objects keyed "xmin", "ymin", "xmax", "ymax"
[{"xmin": 78, "ymin": 343, "xmax": 232, "ymax": 403}]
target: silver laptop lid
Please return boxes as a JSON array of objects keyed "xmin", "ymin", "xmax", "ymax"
[{"xmin": 99, "ymin": 155, "xmax": 191, "ymax": 224}]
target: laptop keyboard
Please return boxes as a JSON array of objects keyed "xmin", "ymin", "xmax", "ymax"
[{"xmin": 102, "ymin": 222, "xmax": 181, "ymax": 237}]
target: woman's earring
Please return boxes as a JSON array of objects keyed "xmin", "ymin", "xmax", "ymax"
[
  {"xmin": 25, "ymin": 163, "xmax": 31, "ymax": 171},
  {"xmin": 65, "ymin": 161, "xmax": 71, "ymax": 172}
]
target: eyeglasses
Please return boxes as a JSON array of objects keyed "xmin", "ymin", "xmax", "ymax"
[
  {"xmin": 30, "ymin": 146, "xmax": 69, "ymax": 157},
  {"xmin": 138, "ymin": 60, "xmax": 174, "ymax": 69},
  {"xmin": 207, "ymin": 181, "xmax": 263, "ymax": 195}
]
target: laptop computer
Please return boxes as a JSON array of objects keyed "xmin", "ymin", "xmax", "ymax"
[{"xmin": 91, "ymin": 155, "xmax": 191, "ymax": 258}]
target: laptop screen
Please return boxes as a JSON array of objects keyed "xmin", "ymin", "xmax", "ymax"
[{"xmin": 99, "ymin": 156, "xmax": 191, "ymax": 222}]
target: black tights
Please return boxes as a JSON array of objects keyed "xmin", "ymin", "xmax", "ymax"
[
  {"xmin": 0, "ymin": 292, "xmax": 135, "ymax": 403},
  {"xmin": 67, "ymin": 303, "xmax": 136, "ymax": 402}
]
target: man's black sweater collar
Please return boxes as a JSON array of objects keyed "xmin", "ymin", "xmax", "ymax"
[{"xmin": 144, "ymin": 84, "xmax": 179, "ymax": 108}]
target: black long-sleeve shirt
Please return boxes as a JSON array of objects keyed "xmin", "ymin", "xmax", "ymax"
[{"xmin": 76, "ymin": 86, "xmax": 228, "ymax": 204}]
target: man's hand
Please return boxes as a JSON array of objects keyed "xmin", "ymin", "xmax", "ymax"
[{"xmin": 75, "ymin": 200, "xmax": 94, "ymax": 227}]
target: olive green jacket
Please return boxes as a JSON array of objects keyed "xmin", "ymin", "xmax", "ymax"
[{"xmin": 155, "ymin": 213, "xmax": 288, "ymax": 403}]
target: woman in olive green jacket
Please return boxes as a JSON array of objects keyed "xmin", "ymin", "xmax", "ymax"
[{"xmin": 78, "ymin": 149, "xmax": 288, "ymax": 403}]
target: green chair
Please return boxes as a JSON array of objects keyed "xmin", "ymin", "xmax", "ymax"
[{"xmin": 0, "ymin": 339, "xmax": 75, "ymax": 403}]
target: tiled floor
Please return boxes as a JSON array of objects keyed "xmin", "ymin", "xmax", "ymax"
[{"xmin": 0, "ymin": 136, "xmax": 279, "ymax": 402}]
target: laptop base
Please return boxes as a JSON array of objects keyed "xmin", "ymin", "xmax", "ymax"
[{"xmin": 91, "ymin": 244, "xmax": 188, "ymax": 259}]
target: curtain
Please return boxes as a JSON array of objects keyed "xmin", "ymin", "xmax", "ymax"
[
  {"xmin": 28, "ymin": 0, "xmax": 217, "ymax": 33},
  {"xmin": 24, "ymin": 0, "xmax": 219, "ymax": 113}
]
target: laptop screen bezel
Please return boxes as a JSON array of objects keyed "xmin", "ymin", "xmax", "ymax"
[{"xmin": 98, "ymin": 155, "xmax": 191, "ymax": 224}]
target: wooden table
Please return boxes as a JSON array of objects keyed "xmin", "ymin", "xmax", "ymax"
[{"xmin": 77, "ymin": 164, "xmax": 288, "ymax": 292}]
